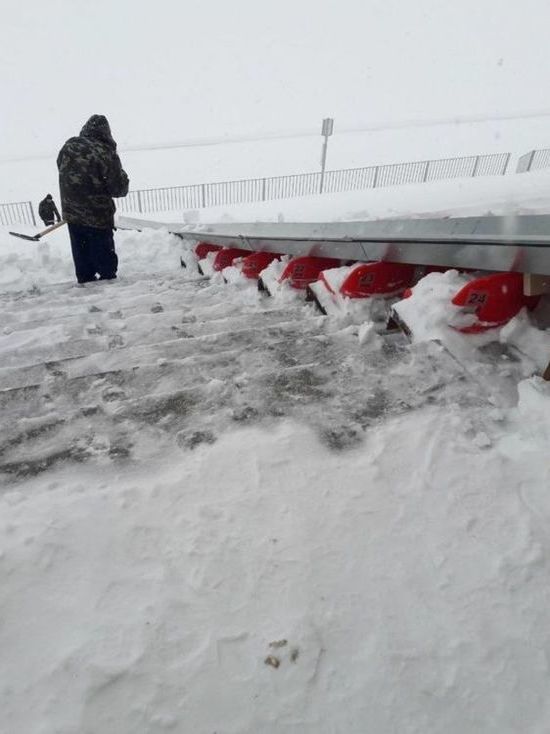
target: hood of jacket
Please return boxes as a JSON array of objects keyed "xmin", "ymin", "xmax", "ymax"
[{"xmin": 80, "ymin": 115, "xmax": 116, "ymax": 149}]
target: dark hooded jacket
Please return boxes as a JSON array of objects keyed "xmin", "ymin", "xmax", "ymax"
[
  {"xmin": 57, "ymin": 115, "xmax": 129, "ymax": 229},
  {"xmin": 38, "ymin": 195, "xmax": 61, "ymax": 223}
]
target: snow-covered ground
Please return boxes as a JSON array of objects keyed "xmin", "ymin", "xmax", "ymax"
[{"xmin": 2, "ymin": 177, "xmax": 550, "ymax": 732}]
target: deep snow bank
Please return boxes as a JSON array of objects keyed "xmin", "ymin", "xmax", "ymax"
[
  {"xmin": 2, "ymin": 401, "xmax": 550, "ymax": 733},
  {"xmin": 121, "ymin": 168, "xmax": 550, "ymax": 225},
  {"xmin": 0, "ymin": 225, "xmax": 184, "ymax": 293}
]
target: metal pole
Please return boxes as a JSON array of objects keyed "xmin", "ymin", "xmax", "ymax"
[
  {"xmin": 423, "ymin": 160, "xmax": 430, "ymax": 182},
  {"xmin": 29, "ymin": 201, "xmax": 36, "ymax": 226},
  {"xmin": 201, "ymin": 183, "xmax": 206, "ymax": 208},
  {"xmin": 319, "ymin": 118, "xmax": 334, "ymax": 195},
  {"xmin": 471, "ymin": 155, "xmax": 481, "ymax": 178},
  {"xmin": 319, "ymin": 135, "xmax": 329, "ymax": 194},
  {"xmin": 137, "ymin": 190, "xmax": 142, "ymax": 213}
]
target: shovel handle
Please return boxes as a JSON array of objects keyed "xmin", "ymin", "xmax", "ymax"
[{"xmin": 37, "ymin": 220, "xmax": 67, "ymax": 238}]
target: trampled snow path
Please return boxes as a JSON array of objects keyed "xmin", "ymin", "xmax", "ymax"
[
  {"xmin": 0, "ymin": 261, "xmax": 493, "ymax": 479},
  {"xmin": 2, "ymin": 228, "xmax": 550, "ymax": 733}
]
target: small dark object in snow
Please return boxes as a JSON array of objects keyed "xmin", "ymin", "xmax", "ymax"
[
  {"xmin": 108, "ymin": 334, "xmax": 124, "ymax": 349},
  {"xmin": 264, "ymin": 655, "xmax": 280, "ymax": 669},
  {"xmin": 177, "ymin": 430, "xmax": 216, "ymax": 450},
  {"xmin": 151, "ymin": 303, "xmax": 164, "ymax": 313},
  {"xmin": 88, "ymin": 304, "xmax": 102, "ymax": 313},
  {"xmin": 102, "ymin": 387, "xmax": 126, "ymax": 402},
  {"xmin": 109, "ymin": 444, "xmax": 131, "ymax": 459},
  {"xmin": 321, "ymin": 425, "xmax": 363, "ymax": 451},
  {"xmin": 231, "ymin": 405, "xmax": 259, "ymax": 423},
  {"xmin": 86, "ymin": 325, "xmax": 104, "ymax": 335},
  {"xmin": 290, "ymin": 648, "xmax": 300, "ymax": 663},
  {"xmin": 269, "ymin": 639, "xmax": 287, "ymax": 649}
]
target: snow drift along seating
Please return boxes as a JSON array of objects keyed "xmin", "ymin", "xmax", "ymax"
[
  {"xmin": 241, "ymin": 252, "xmax": 282, "ymax": 279},
  {"xmin": 279, "ymin": 256, "xmax": 341, "ymax": 289},
  {"xmin": 212, "ymin": 247, "xmax": 251, "ymax": 271},
  {"xmin": 194, "ymin": 242, "xmax": 222, "ymax": 260},
  {"xmin": 337, "ymin": 262, "xmax": 418, "ymax": 298},
  {"xmin": 451, "ymin": 272, "xmax": 540, "ymax": 333}
]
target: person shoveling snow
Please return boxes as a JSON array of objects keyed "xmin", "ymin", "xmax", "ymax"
[{"xmin": 57, "ymin": 114, "xmax": 129, "ymax": 284}]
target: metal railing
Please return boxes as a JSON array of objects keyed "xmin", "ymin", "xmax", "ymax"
[
  {"xmin": 119, "ymin": 152, "xmax": 511, "ymax": 214},
  {"xmin": 516, "ymin": 148, "xmax": 550, "ymax": 173},
  {"xmin": 0, "ymin": 200, "xmax": 36, "ymax": 227}
]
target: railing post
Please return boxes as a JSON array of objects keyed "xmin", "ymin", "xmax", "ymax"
[
  {"xmin": 29, "ymin": 201, "xmax": 36, "ymax": 226},
  {"xmin": 471, "ymin": 155, "xmax": 481, "ymax": 178},
  {"xmin": 423, "ymin": 160, "xmax": 430, "ymax": 182},
  {"xmin": 526, "ymin": 150, "xmax": 536, "ymax": 172},
  {"xmin": 261, "ymin": 178, "xmax": 266, "ymax": 201},
  {"xmin": 201, "ymin": 183, "xmax": 206, "ymax": 208},
  {"xmin": 501, "ymin": 152, "xmax": 511, "ymax": 175},
  {"xmin": 372, "ymin": 166, "xmax": 379, "ymax": 188},
  {"xmin": 136, "ymin": 190, "xmax": 142, "ymax": 213}
]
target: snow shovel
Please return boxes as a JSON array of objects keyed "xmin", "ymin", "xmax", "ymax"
[{"xmin": 9, "ymin": 220, "xmax": 67, "ymax": 242}]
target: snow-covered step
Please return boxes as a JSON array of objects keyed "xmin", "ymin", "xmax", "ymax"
[
  {"xmin": 0, "ymin": 323, "xmax": 330, "ymax": 400},
  {"xmin": 0, "ymin": 310, "xmax": 324, "ymax": 370},
  {"xmin": 0, "ymin": 340, "xmax": 490, "ymax": 482},
  {"xmin": 0, "ymin": 275, "xmax": 210, "ymax": 324},
  {"xmin": 0, "ymin": 304, "xmax": 314, "ymax": 362},
  {"xmin": 1, "ymin": 289, "xmax": 310, "ymax": 341},
  {"xmin": 0, "ymin": 268, "xmax": 191, "ymax": 306},
  {"xmin": 0, "ymin": 357, "xmax": 336, "ymax": 476}
]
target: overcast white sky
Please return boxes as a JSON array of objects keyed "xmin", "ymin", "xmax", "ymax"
[{"xmin": 2, "ymin": 0, "xmax": 550, "ymax": 161}]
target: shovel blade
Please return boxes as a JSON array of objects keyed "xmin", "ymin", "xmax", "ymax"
[{"xmin": 9, "ymin": 231, "xmax": 40, "ymax": 242}]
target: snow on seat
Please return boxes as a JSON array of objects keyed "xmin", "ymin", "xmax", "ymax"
[
  {"xmin": 241, "ymin": 251, "xmax": 282, "ymax": 280},
  {"xmin": 212, "ymin": 247, "xmax": 251, "ymax": 272},
  {"xmin": 308, "ymin": 261, "xmax": 418, "ymax": 318},
  {"xmin": 339, "ymin": 262, "xmax": 417, "ymax": 298},
  {"xmin": 276, "ymin": 256, "xmax": 340, "ymax": 290},
  {"xmin": 451, "ymin": 272, "xmax": 540, "ymax": 333},
  {"xmin": 198, "ymin": 247, "xmax": 250, "ymax": 277},
  {"xmin": 195, "ymin": 242, "xmax": 222, "ymax": 260}
]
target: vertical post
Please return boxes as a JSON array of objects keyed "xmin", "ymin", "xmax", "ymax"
[
  {"xmin": 201, "ymin": 183, "xmax": 206, "ymax": 208},
  {"xmin": 319, "ymin": 136, "xmax": 329, "ymax": 194},
  {"xmin": 527, "ymin": 150, "xmax": 536, "ymax": 172},
  {"xmin": 29, "ymin": 201, "xmax": 36, "ymax": 226},
  {"xmin": 501, "ymin": 152, "xmax": 511, "ymax": 175},
  {"xmin": 261, "ymin": 178, "xmax": 266, "ymax": 201},
  {"xmin": 372, "ymin": 166, "xmax": 379, "ymax": 189},
  {"xmin": 471, "ymin": 155, "xmax": 481, "ymax": 178},
  {"xmin": 319, "ymin": 117, "xmax": 334, "ymax": 194},
  {"xmin": 423, "ymin": 160, "xmax": 430, "ymax": 182},
  {"xmin": 136, "ymin": 190, "xmax": 142, "ymax": 213}
]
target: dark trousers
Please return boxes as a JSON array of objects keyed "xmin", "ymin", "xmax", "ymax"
[
  {"xmin": 67, "ymin": 223, "xmax": 118, "ymax": 284},
  {"xmin": 41, "ymin": 218, "xmax": 55, "ymax": 227}
]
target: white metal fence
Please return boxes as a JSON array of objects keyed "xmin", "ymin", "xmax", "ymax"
[
  {"xmin": 0, "ymin": 200, "xmax": 36, "ymax": 227},
  {"xmin": 516, "ymin": 148, "xmax": 550, "ymax": 173},
  {"xmin": 119, "ymin": 152, "xmax": 511, "ymax": 214},
  {"xmin": 0, "ymin": 150, "xmax": 518, "ymax": 224}
]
